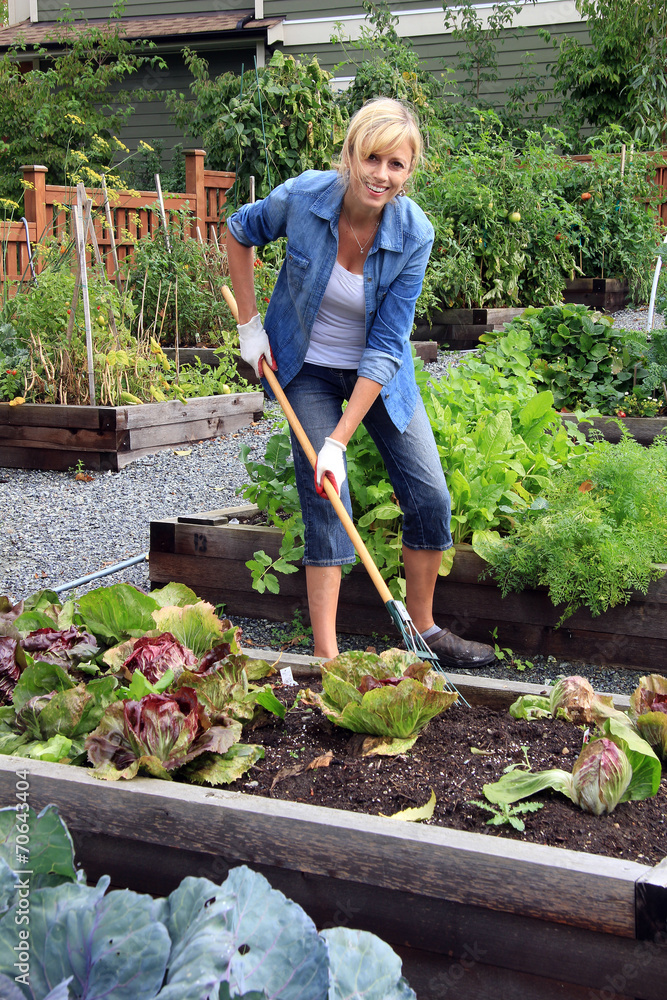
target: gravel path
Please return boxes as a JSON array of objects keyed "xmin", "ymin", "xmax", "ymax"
[{"xmin": 0, "ymin": 308, "xmax": 659, "ymax": 696}]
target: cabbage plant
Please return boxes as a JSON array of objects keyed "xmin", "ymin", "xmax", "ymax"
[
  {"xmin": 510, "ymin": 674, "xmax": 628, "ymax": 725},
  {"xmin": 630, "ymin": 674, "xmax": 667, "ymax": 761},
  {"xmin": 483, "ymin": 721, "xmax": 660, "ymax": 816},
  {"xmin": 85, "ymin": 687, "xmax": 246, "ymax": 781},
  {"xmin": 301, "ymin": 649, "xmax": 458, "ymax": 754}
]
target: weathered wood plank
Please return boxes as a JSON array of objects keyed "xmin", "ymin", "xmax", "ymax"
[
  {"xmin": 125, "ymin": 415, "xmax": 257, "ymax": 451},
  {"xmin": 123, "ymin": 392, "xmax": 264, "ymax": 430},
  {"xmin": 0, "ymin": 446, "xmax": 107, "ymax": 473},
  {"xmin": 0, "ymin": 403, "xmax": 108, "ymax": 430},
  {"xmin": 0, "ymin": 425, "xmax": 123, "ymax": 450},
  {"xmin": 0, "ymin": 756, "xmax": 646, "ymax": 939},
  {"xmin": 0, "ymin": 395, "xmax": 264, "ymax": 471},
  {"xmin": 434, "ymin": 584, "xmax": 667, "ymax": 638},
  {"xmin": 562, "ymin": 413, "xmax": 667, "ymax": 447}
]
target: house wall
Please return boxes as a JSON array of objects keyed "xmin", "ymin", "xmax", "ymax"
[
  {"xmin": 33, "ymin": 0, "xmax": 254, "ymax": 21},
  {"xmin": 107, "ymin": 48, "xmax": 255, "ymax": 173},
  {"xmin": 266, "ymin": 2, "xmax": 587, "ymax": 123}
]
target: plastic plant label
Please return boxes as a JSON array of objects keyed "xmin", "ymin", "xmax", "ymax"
[{"xmin": 280, "ymin": 667, "xmax": 297, "ymax": 686}]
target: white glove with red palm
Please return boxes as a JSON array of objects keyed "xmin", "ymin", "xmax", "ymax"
[
  {"xmin": 237, "ymin": 314, "xmax": 276, "ymax": 379},
  {"xmin": 315, "ymin": 437, "xmax": 347, "ymax": 496}
]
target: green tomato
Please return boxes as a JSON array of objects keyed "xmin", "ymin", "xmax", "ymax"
[{"xmin": 508, "ymin": 211, "xmax": 521, "ymax": 223}]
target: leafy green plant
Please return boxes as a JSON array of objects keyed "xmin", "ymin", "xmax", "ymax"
[
  {"xmin": 0, "ymin": 582, "xmax": 285, "ymax": 785},
  {"xmin": 301, "ymin": 649, "xmax": 458, "ymax": 755},
  {"xmin": 549, "ymin": 0, "xmax": 667, "ymax": 149},
  {"xmin": 467, "ymin": 798, "xmax": 543, "ymax": 831},
  {"xmin": 480, "ymin": 433, "xmax": 667, "ymax": 621},
  {"xmin": 630, "ymin": 674, "xmax": 667, "ymax": 761},
  {"xmin": 271, "ymin": 609, "xmax": 313, "ymax": 649},
  {"xmin": 0, "ymin": 1, "xmax": 166, "ymax": 207},
  {"xmin": 126, "ymin": 212, "xmax": 235, "ymax": 348},
  {"xmin": 331, "ymin": 1, "xmax": 447, "ymax": 118},
  {"xmin": 550, "ymin": 141, "xmax": 661, "ymax": 301},
  {"xmin": 238, "ymin": 343, "xmax": 589, "ymax": 598},
  {"xmin": 167, "ymin": 49, "xmax": 345, "ymax": 208},
  {"xmin": 482, "ymin": 305, "xmax": 667, "ymax": 416},
  {"xmin": 441, "ymin": 0, "xmax": 540, "ymax": 122},
  {"xmin": 0, "ymin": 805, "xmax": 416, "ymax": 1000},
  {"xmin": 484, "ymin": 720, "xmax": 661, "ymax": 815},
  {"xmin": 412, "ymin": 125, "xmax": 584, "ymax": 311},
  {"xmin": 484, "ymin": 303, "xmax": 639, "ymax": 413}
]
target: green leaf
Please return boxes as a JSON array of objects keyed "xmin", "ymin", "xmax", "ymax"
[
  {"xmin": 183, "ymin": 744, "xmax": 265, "ymax": 785},
  {"xmin": 0, "ymin": 879, "xmax": 170, "ymax": 1000},
  {"xmin": 12, "ymin": 662, "xmax": 75, "ymax": 713},
  {"xmin": 77, "ymin": 584, "xmax": 160, "ymax": 643},
  {"xmin": 254, "ymin": 687, "xmax": 286, "ymax": 719},
  {"xmin": 0, "ymin": 805, "xmax": 80, "ymax": 889},
  {"xmin": 324, "ymin": 927, "xmax": 416, "ymax": 1000},
  {"xmin": 518, "ymin": 390, "xmax": 555, "ymax": 427},
  {"xmin": 150, "ymin": 582, "xmax": 200, "ymax": 608},
  {"xmin": 335, "ymin": 679, "xmax": 457, "ymax": 739},
  {"xmin": 12, "ymin": 610, "xmax": 59, "ymax": 632},
  {"xmin": 222, "ymin": 865, "xmax": 329, "ymax": 997},
  {"xmin": 152, "ymin": 602, "xmax": 225, "ymax": 658},
  {"xmin": 602, "ymin": 717, "xmax": 662, "ymax": 801},
  {"xmin": 156, "ymin": 876, "xmax": 235, "ymax": 997},
  {"xmin": 483, "ymin": 767, "xmax": 574, "ymax": 805},
  {"xmin": 509, "ymin": 694, "xmax": 552, "ymax": 720}
]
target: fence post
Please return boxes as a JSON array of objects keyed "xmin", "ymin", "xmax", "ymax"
[
  {"xmin": 184, "ymin": 149, "xmax": 206, "ymax": 240},
  {"xmin": 21, "ymin": 165, "xmax": 48, "ymax": 244}
]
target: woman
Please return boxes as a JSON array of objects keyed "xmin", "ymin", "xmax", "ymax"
[{"xmin": 227, "ymin": 97, "xmax": 494, "ymax": 668}]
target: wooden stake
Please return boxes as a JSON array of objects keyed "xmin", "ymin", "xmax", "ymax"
[
  {"xmin": 77, "ymin": 183, "xmax": 120, "ymax": 345},
  {"xmin": 155, "ymin": 173, "xmax": 171, "ymax": 252},
  {"xmin": 73, "ymin": 202, "xmax": 96, "ymax": 405},
  {"xmin": 174, "ymin": 277, "xmax": 179, "ymax": 381},
  {"xmin": 101, "ymin": 175, "xmax": 121, "ymax": 292},
  {"xmin": 620, "ymin": 144, "xmax": 626, "ymax": 180}
]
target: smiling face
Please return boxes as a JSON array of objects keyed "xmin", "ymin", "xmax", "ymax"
[{"xmin": 346, "ymin": 141, "xmax": 414, "ymax": 215}]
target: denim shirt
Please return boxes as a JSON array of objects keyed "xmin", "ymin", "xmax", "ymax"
[{"xmin": 227, "ymin": 169, "xmax": 434, "ymax": 432}]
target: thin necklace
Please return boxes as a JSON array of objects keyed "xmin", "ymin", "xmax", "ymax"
[{"xmin": 342, "ymin": 206, "xmax": 379, "ymax": 254}]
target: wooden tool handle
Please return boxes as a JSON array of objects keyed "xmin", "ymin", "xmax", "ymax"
[{"xmin": 222, "ymin": 283, "xmax": 394, "ymax": 605}]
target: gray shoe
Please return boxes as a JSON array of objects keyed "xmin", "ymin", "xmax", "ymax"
[{"xmin": 427, "ymin": 627, "xmax": 496, "ymax": 668}]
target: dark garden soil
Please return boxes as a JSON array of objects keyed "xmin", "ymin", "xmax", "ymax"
[{"xmin": 226, "ymin": 680, "xmax": 667, "ymax": 866}]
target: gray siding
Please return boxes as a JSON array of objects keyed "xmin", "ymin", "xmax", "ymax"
[
  {"xmin": 37, "ymin": 1, "xmax": 246, "ymax": 21},
  {"xmin": 265, "ymin": 0, "xmax": 443, "ymax": 16},
  {"xmin": 106, "ymin": 48, "xmax": 254, "ymax": 171},
  {"xmin": 276, "ymin": 19, "xmax": 590, "ymax": 122}
]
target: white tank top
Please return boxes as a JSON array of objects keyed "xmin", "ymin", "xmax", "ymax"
[{"xmin": 304, "ymin": 260, "xmax": 366, "ymax": 369}]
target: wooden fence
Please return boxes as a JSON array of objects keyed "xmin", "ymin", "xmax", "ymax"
[{"xmin": 0, "ymin": 149, "xmax": 235, "ymax": 291}]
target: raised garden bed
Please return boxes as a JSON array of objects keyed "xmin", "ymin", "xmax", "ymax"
[
  {"xmin": 564, "ymin": 277, "xmax": 629, "ymax": 312},
  {"xmin": 1, "ymin": 666, "xmax": 665, "ymax": 1000},
  {"xmin": 0, "ymin": 392, "xmax": 264, "ymax": 472},
  {"xmin": 562, "ymin": 412, "xmax": 667, "ymax": 446},
  {"xmin": 413, "ymin": 306, "xmax": 526, "ymax": 348},
  {"xmin": 149, "ymin": 504, "xmax": 667, "ymax": 671}
]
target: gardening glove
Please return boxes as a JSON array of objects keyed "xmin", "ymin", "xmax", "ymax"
[
  {"xmin": 315, "ymin": 437, "xmax": 347, "ymax": 497},
  {"xmin": 237, "ymin": 314, "xmax": 277, "ymax": 379}
]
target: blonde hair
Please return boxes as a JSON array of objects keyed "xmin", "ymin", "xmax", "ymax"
[{"xmin": 339, "ymin": 98, "xmax": 422, "ymax": 187}]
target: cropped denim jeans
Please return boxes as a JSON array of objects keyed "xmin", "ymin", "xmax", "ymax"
[{"xmin": 283, "ymin": 363, "xmax": 452, "ymax": 566}]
